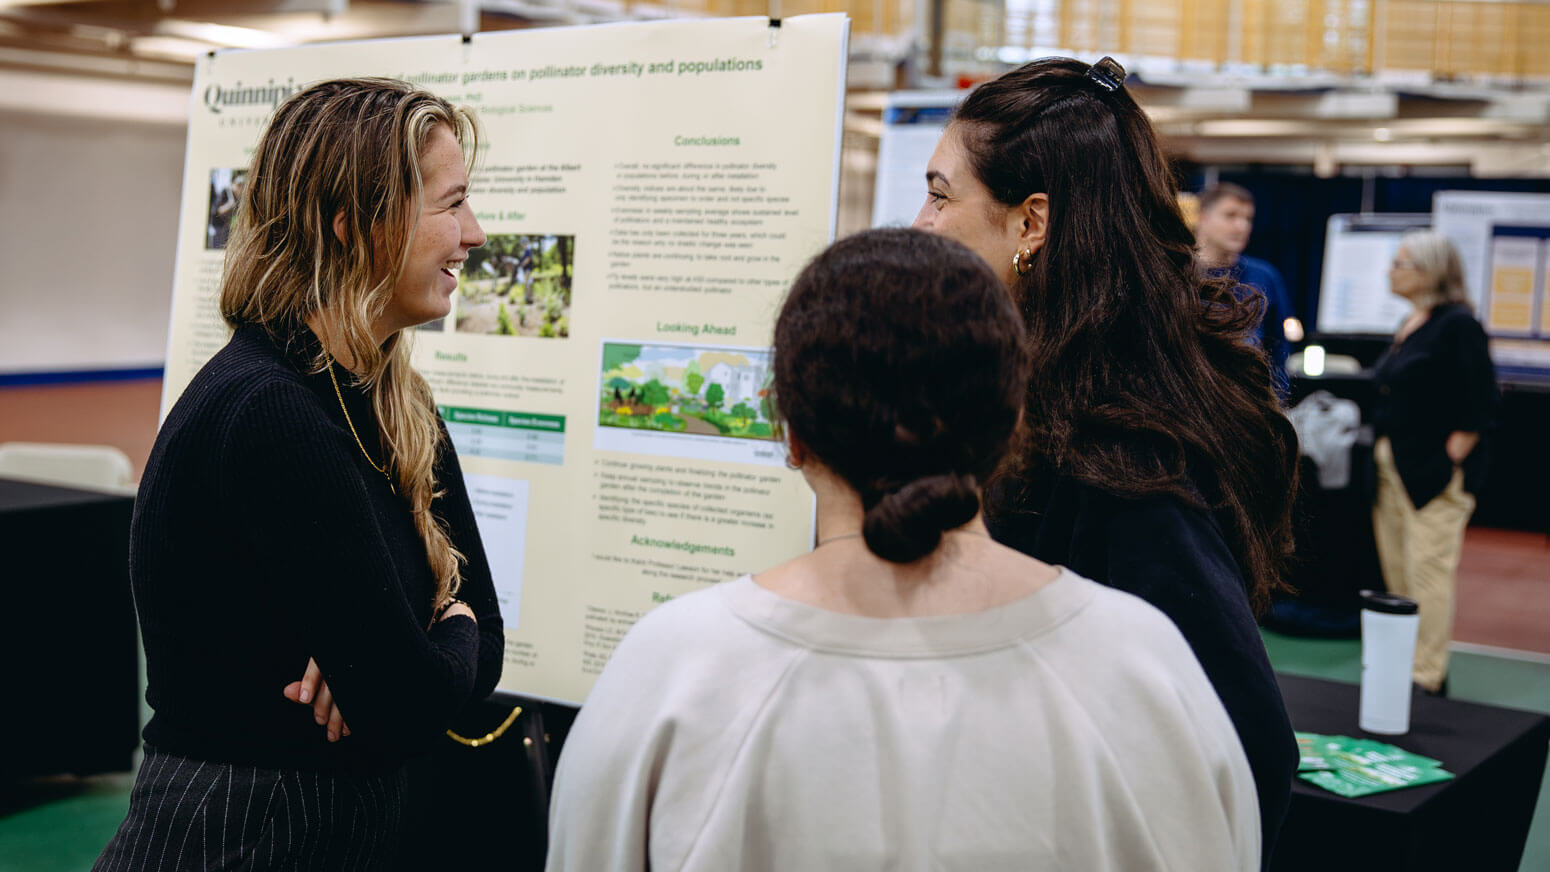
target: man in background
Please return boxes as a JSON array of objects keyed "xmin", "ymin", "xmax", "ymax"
[{"xmin": 1196, "ymin": 182, "xmax": 1304, "ymax": 395}]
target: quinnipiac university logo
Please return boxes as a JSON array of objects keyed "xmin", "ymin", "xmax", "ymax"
[{"xmin": 203, "ymin": 78, "xmax": 298, "ymax": 115}]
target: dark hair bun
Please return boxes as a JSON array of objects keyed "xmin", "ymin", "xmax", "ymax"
[
  {"xmin": 774, "ymin": 228, "xmax": 1028, "ymax": 565},
  {"xmin": 863, "ymin": 474, "xmax": 981, "ymax": 564}
]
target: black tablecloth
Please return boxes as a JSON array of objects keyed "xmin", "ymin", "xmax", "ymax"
[
  {"xmin": 1273, "ymin": 673, "xmax": 1550, "ymax": 872},
  {"xmin": 1, "ymin": 476, "xmax": 138, "ymax": 776},
  {"xmin": 1270, "ymin": 374, "xmax": 1385, "ymax": 637}
]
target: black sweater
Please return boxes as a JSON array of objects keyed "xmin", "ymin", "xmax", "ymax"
[
  {"xmin": 988, "ymin": 474, "xmax": 1297, "ymax": 871},
  {"xmin": 1372, "ymin": 303, "xmax": 1499, "ymax": 509},
  {"xmin": 132, "ymin": 324, "xmax": 504, "ymax": 773}
]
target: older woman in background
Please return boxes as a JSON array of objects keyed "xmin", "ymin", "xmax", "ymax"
[{"xmin": 1373, "ymin": 231, "xmax": 1499, "ymax": 694}]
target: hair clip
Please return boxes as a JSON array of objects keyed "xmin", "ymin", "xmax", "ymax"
[{"xmin": 1085, "ymin": 56, "xmax": 1126, "ymax": 92}]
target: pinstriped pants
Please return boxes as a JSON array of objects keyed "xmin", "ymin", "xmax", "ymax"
[{"xmin": 93, "ymin": 745, "xmax": 408, "ymax": 871}]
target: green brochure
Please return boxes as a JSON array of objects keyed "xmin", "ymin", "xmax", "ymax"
[
  {"xmin": 1294, "ymin": 732, "xmax": 1455, "ymax": 797},
  {"xmin": 1296, "ymin": 733, "xmax": 1334, "ymax": 771}
]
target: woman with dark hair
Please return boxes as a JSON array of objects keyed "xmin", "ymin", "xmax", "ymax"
[
  {"xmin": 912, "ymin": 57, "xmax": 1299, "ymax": 865},
  {"xmin": 1373, "ymin": 231, "xmax": 1498, "ymax": 694},
  {"xmin": 546, "ymin": 228, "xmax": 1259, "ymax": 871},
  {"xmin": 94, "ymin": 78, "xmax": 503, "ymax": 870}
]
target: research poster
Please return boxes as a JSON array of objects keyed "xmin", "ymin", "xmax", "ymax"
[
  {"xmin": 1483, "ymin": 226, "xmax": 1549, "ymax": 338},
  {"xmin": 1433, "ymin": 190, "xmax": 1550, "ymax": 372},
  {"xmin": 163, "ymin": 16, "xmax": 849, "ymax": 703}
]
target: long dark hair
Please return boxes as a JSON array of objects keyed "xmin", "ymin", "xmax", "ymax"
[
  {"xmin": 774, "ymin": 228, "xmax": 1030, "ymax": 563},
  {"xmin": 955, "ymin": 58, "xmax": 1298, "ymax": 612}
]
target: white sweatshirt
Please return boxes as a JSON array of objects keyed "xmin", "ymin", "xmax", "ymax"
[{"xmin": 547, "ymin": 569, "xmax": 1259, "ymax": 872}]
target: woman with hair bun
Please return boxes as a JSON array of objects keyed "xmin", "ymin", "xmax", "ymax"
[
  {"xmin": 910, "ymin": 56, "xmax": 1299, "ymax": 866},
  {"xmin": 546, "ymin": 228, "xmax": 1259, "ymax": 871}
]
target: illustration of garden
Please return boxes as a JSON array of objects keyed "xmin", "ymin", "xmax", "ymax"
[
  {"xmin": 456, "ymin": 233, "xmax": 573, "ymax": 338},
  {"xmin": 598, "ymin": 343, "xmax": 777, "ymax": 441}
]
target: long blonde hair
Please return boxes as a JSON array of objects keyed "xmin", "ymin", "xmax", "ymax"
[
  {"xmin": 221, "ymin": 77, "xmax": 478, "ymax": 608},
  {"xmin": 1399, "ymin": 230, "xmax": 1472, "ymax": 312}
]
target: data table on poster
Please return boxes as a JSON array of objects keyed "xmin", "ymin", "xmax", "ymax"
[{"xmin": 439, "ymin": 407, "xmax": 566, "ymax": 467}]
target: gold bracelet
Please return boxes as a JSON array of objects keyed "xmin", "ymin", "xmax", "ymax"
[
  {"xmin": 433, "ymin": 598, "xmax": 466, "ymax": 622},
  {"xmin": 445, "ymin": 705, "xmax": 523, "ymax": 747}
]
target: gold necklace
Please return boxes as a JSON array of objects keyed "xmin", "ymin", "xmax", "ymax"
[
  {"xmin": 326, "ymin": 358, "xmax": 395, "ymax": 494},
  {"xmin": 446, "ymin": 705, "xmax": 525, "ymax": 748}
]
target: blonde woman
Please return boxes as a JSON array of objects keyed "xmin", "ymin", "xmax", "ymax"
[
  {"xmin": 95, "ymin": 78, "xmax": 502, "ymax": 870},
  {"xmin": 1373, "ymin": 231, "xmax": 1498, "ymax": 695}
]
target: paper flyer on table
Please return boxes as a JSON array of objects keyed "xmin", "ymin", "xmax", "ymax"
[
  {"xmin": 1294, "ymin": 732, "xmax": 1454, "ymax": 798},
  {"xmin": 163, "ymin": 15, "xmax": 848, "ymax": 703}
]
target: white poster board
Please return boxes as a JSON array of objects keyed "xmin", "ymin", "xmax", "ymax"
[
  {"xmin": 871, "ymin": 91, "xmax": 959, "ymax": 228},
  {"xmin": 1315, "ymin": 214, "xmax": 1430, "ymax": 335},
  {"xmin": 164, "ymin": 16, "xmax": 849, "ymax": 703},
  {"xmin": 1432, "ymin": 191, "xmax": 1550, "ymax": 373}
]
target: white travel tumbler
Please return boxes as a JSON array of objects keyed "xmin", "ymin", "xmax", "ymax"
[{"xmin": 1358, "ymin": 590, "xmax": 1421, "ymax": 735}]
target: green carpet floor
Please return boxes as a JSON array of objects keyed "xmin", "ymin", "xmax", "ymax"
[
  {"xmin": 0, "ymin": 771, "xmax": 133, "ymax": 871},
  {"xmin": 3, "ymin": 633, "xmax": 1547, "ymax": 870}
]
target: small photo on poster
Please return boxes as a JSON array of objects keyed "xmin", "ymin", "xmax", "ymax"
[
  {"xmin": 595, "ymin": 341, "xmax": 784, "ymax": 467},
  {"xmin": 456, "ymin": 234, "xmax": 575, "ymax": 338},
  {"xmin": 206, "ymin": 168, "xmax": 247, "ymax": 250}
]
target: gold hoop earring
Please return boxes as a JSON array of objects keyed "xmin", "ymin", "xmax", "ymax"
[{"xmin": 1012, "ymin": 248, "xmax": 1034, "ymax": 277}]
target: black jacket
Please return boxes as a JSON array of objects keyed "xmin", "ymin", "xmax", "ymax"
[
  {"xmin": 1372, "ymin": 303, "xmax": 1499, "ymax": 509},
  {"xmin": 988, "ymin": 473, "xmax": 1296, "ymax": 871},
  {"xmin": 133, "ymin": 325, "xmax": 505, "ymax": 772}
]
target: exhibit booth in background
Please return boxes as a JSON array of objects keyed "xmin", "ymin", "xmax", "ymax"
[
  {"xmin": 1303, "ymin": 191, "xmax": 1550, "ymax": 523},
  {"xmin": 1168, "ymin": 172, "xmax": 1550, "ymax": 532},
  {"xmin": 1259, "ymin": 192, "xmax": 1550, "ymax": 637}
]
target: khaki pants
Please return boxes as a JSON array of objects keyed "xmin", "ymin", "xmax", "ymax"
[{"xmin": 1372, "ymin": 437, "xmax": 1475, "ymax": 692}]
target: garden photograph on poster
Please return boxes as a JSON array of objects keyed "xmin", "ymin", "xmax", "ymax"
[
  {"xmin": 455, "ymin": 233, "xmax": 575, "ymax": 338},
  {"xmin": 598, "ymin": 342, "xmax": 777, "ymax": 442},
  {"xmin": 205, "ymin": 168, "xmax": 246, "ymax": 250}
]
